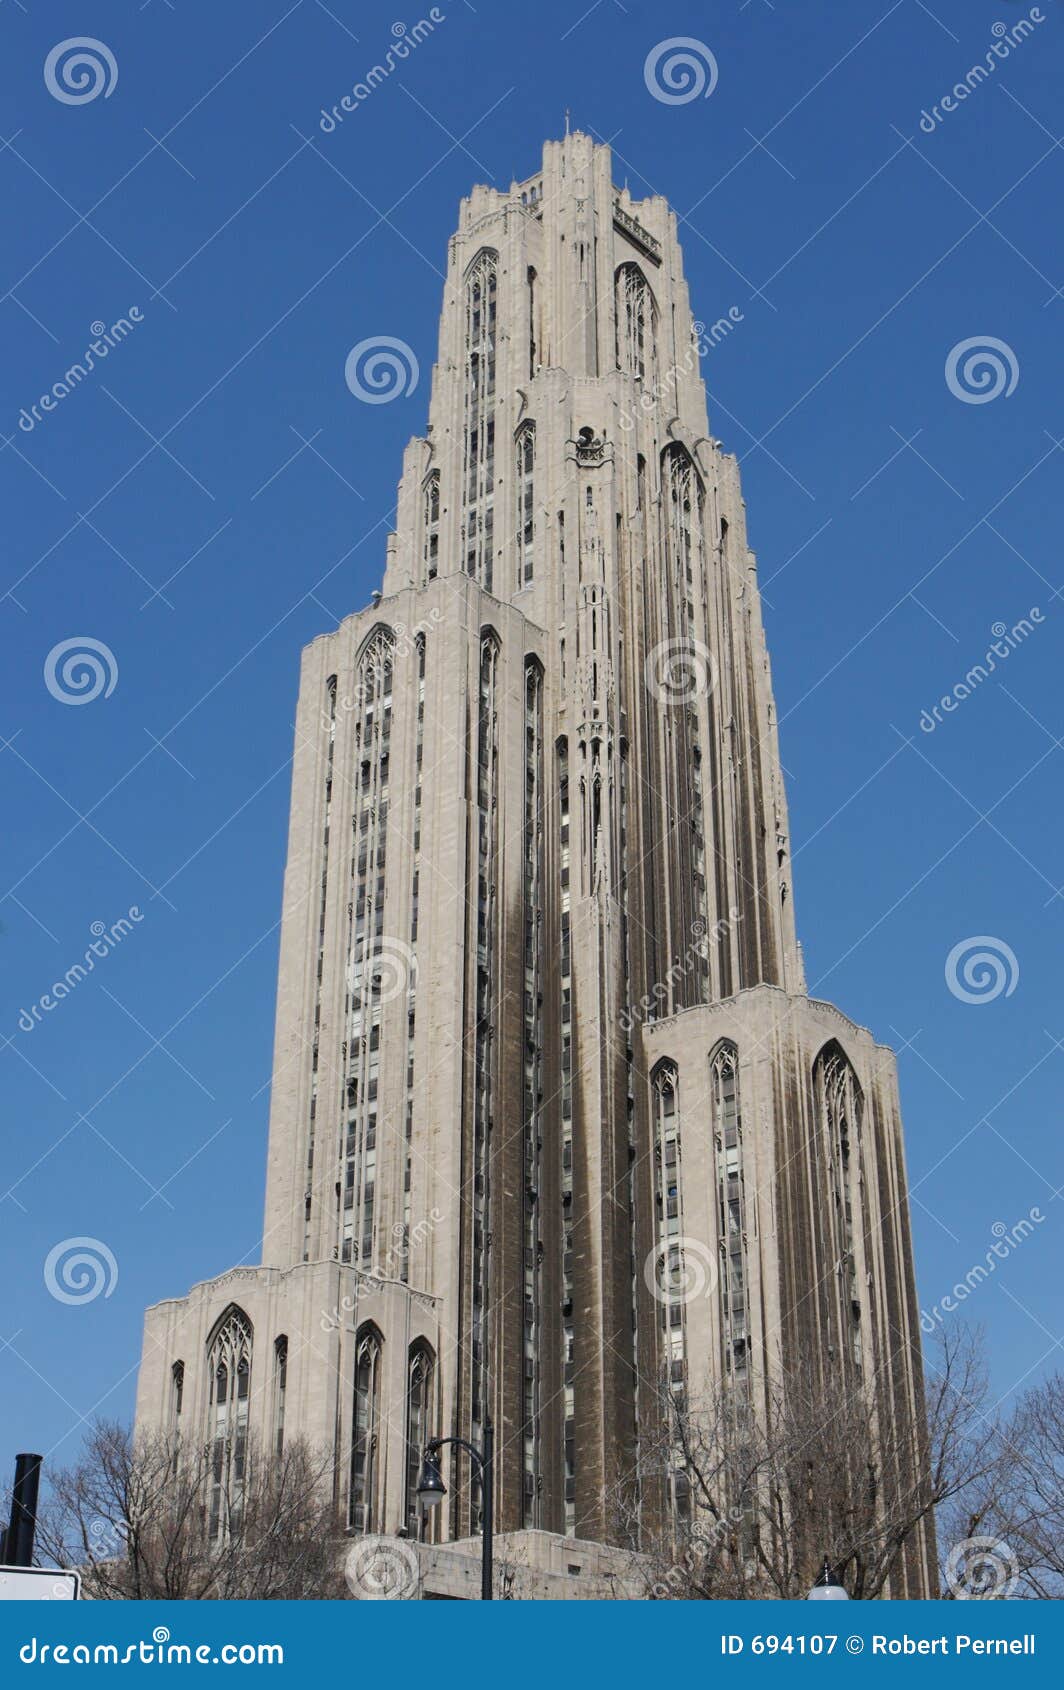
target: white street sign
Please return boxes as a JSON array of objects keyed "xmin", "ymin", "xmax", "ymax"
[{"xmin": 0, "ymin": 1565, "xmax": 80, "ymax": 1600}]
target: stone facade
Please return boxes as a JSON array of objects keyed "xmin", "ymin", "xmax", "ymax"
[{"xmin": 136, "ymin": 133, "xmax": 934, "ymax": 1597}]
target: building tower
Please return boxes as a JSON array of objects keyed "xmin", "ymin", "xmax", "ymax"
[{"xmin": 137, "ymin": 134, "xmax": 934, "ymax": 1596}]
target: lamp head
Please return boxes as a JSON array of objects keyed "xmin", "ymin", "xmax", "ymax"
[
  {"xmin": 807, "ymin": 1558, "xmax": 849, "ymax": 1600},
  {"xmin": 415, "ymin": 1444, "xmax": 447, "ymax": 1513}
]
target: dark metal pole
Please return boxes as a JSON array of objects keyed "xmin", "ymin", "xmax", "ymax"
[
  {"xmin": 481, "ymin": 1418, "xmax": 493, "ymax": 1602},
  {"xmin": 6, "ymin": 1455, "xmax": 43, "ymax": 1568}
]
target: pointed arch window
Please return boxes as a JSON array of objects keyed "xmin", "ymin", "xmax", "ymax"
[
  {"xmin": 273, "ymin": 1336, "xmax": 288, "ymax": 1460},
  {"xmin": 343, "ymin": 629, "xmax": 395, "ymax": 1268},
  {"xmin": 527, "ymin": 265, "xmax": 538, "ymax": 377},
  {"xmin": 516, "ymin": 422, "xmax": 535, "ymax": 586},
  {"xmin": 206, "ymin": 1307, "xmax": 253, "ymax": 1543},
  {"xmin": 170, "ymin": 1360, "xmax": 184, "ymax": 1430},
  {"xmin": 615, "ymin": 263, "xmax": 656, "ymax": 381},
  {"xmin": 462, "ymin": 250, "xmax": 498, "ymax": 590},
  {"xmin": 404, "ymin": 1342, "xmax": 436, "ymax": 1534},
  {"xmin": 423, "ymin": 471, "xmax": 440, "ymax": 581},
  {"xmin": 350, "ymin": 1324, "xmax": 383, "ymax": 1532},
  {"xmin": 711, "ymin": 1043, "xmax": 749, "ymax": 1381},
  {"xmin": 815, "ymin": 1043, "xmax": 865, "ymax": 1366},
  {"xmin": 650, "ymin": 1062, "xmax": 686, "ymax": 1391},
  {"xmin": 662, "ymin": 444, "xmax": 701, "ymax": 595}
]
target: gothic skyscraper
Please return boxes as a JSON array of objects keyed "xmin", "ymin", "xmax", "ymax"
[{"xmin": 137, "ymin": 134, "xmax": 934, "ymax": 1597}]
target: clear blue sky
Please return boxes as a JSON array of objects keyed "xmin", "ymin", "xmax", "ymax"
[{"xmin": 1, "ymin": 0, "xmax": 1062, "ymax": 1476}]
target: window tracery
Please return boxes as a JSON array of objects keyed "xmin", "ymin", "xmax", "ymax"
[
  {"xmin": 516, "ymin": 422, "xmax": 535, "ymax": 587},
  {"xmin": 462, "ymin": 251, "xmax": 498, "ymax": 589},
  {"xmin": 815, "ymin": 1043, "xmax": 866, "ymax": 1368},
  {"xmin": 350, "ymin": 1324, "xmax": 383, "ymax": 1532},
  {"xmin": 423, "ymin": 472, "xmax": 440, "ymax": 582},
  {"xmin": 404, "ymin": 1342, "xmax": 435, "ymax": 1535},
  {"xmin": 711, "ymin": 1044, "xmax": 749, "ymax": 1382},
  {"xmin": 615, "ymin": 263, "xmax": 656, "ymax": 381},
  {"xmin": 342, "ymin": 630, "xmax": 394, "ymax": 1269},
  {"xmin": 206, "ymin": 1307, "xmax": 253, "ymax": 1543}
]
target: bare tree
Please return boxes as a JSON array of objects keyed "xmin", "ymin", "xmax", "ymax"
[
  {"xmin": 36, "ymin": 1422, "xmax": 347, "ymax": 1600},
  {"xmin": 967, "ymin": 1372, "xmax": 1064, "ymax": 1600},
  {"xmin": 610, "ymin": 1328, "xmax": 1000, "ymax": 1599}
]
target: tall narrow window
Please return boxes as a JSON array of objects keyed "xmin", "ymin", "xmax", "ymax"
[
  {"xmin": 649, "ymin": 1063, "xmax": 690, "ymax": 1528},
  {"xmin": 350, "ymin": 1324, "xmax": 383, "ymax": 1532},
  {"xmin": 516, "ymin": 422, "xmax": 535, "ymax": 586},
  {"xmin": 615, "ymin": 263, "xmax": 656, "ymax": 381},
  {"xmin": 423, "ymin": 471, "xmax": 440, "ymax": 581},
  {"xmin": 401, "ymin": 634, "xmax": 427, "ymax": 1274},
  {"xmin": 522, "ymin": 660, "xmax": 544, "ymax": 1524},
  {"xmin": 305, "ymin": 678, "xmax": 338, "ymax": 1261},
  {"xmin": 649, "ymin": 1063, "xmax": 686, "ymax": 1393},
  {"xmin": 470, "ymin": 632, "xmax": 499, "ymax": 1526},
  {"xmin": 662, "ymin": 444, "xmax": 711, "ymax": 985},
  {"xmin": 712, "ymin": 1044, "xmax": 749, "ymax": 1381},
  {"xmin": 273, "ymin": 1336, "xmax": 288, "ymax": 1460},
  {"xmin": 404, "ymin": 1343, "xmax": 435, "ymax": 1535},
  {"xmin": 815, "ymin": 1044, "xmax": 866, "ymax": 1368},
  {"xmin": 170, "ymin": 1360, "xmax": 184, "ymax": 1431},
  {"xmin": 557, "ymin": 735, "xmax": 575, "ymax": 1534},
  {"xmin": 206, "ymin": 1307, "xmax": 253, "ymax": 1543},
  {"xmin": 462, "ymin": 251, "xmax": 498, "ymax": 590},
  {"xmin": 342, "ymin": 629, "xmax": 394, "ymax": 1269},
  {"xmin": 527, "ymin": 266, "xmax": 538, "ymax": 377}
]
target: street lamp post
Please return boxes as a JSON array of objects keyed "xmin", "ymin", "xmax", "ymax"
[
  {"xmin": 807, "ymin": 1558, "xmax": 850, "ymax": 1600},
  {"xmin": 2, "ymin": 1455, "xmax": 43, "ymax": 1568},
  {"xmin": 415, "ymin": 1416, "xmax": 494, "ymax": 1601}
]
